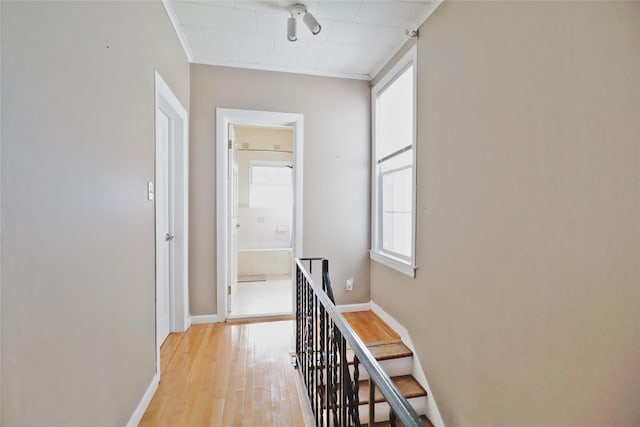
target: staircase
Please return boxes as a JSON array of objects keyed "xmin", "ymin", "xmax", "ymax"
[
  {"xmin": 295, "ymin": 257, "xmax": 432, "ymax": 427},
  {"xmin": 343, "ymin": 311, "xmax": 434, "ymax": 427}
]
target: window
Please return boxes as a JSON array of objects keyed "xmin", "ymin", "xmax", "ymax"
[
  {"xmin": 370, "ymin": 46, "xmax": 417, "ymax": 277},
  {"xmin": 249, "ymin": 161, "xmax": 293, "ymax": 208}
]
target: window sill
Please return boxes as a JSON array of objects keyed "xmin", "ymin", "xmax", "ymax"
[{"xmin": 369, "ymin": 250, "xmax": 416, "ymax": 278}]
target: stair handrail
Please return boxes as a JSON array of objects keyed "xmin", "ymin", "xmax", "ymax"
[{"xmin": 296, "ymin": 257, "xmax": 423, "ymax": 427}]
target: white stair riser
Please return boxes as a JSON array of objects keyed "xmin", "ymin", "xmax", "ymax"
[
  {"xmin": 358, "ymin": 396, "xmax": 427, "ymax": 424},
  {"xmin": 348, "ymin": 356, "xmax": 413, "ymax": 380}
]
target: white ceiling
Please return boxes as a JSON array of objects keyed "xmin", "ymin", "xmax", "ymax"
[{"xmin": 164, "ymin": 0, "xmax": 442, "ymax": 80}]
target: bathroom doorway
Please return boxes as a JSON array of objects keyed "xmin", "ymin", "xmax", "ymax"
[{"xmin": 229, "ymin": 124, "xmax": 294, "ymax": 318}]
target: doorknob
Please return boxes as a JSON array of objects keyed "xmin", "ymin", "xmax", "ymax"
[{"xmin": 166, "ymin": 233, "xmax": 174, "ymax": 241}]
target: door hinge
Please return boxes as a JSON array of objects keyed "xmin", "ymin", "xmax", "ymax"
[
  {"xmin": 228, "ymin": 286, "xmax": 231, "ymax": 296},
  {"xmin": 228, "ymin": 140, "xmax": 232, "ymax": 149}
]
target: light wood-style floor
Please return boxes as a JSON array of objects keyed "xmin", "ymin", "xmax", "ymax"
[{"xmin": 140, "ymin": 320, "xmax": 312, "ymax": 427}]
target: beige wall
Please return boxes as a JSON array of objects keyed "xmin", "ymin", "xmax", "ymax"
[
  {"xmin": 1, "ymin": 1, "xmax": 189, "ymax": 425},
  {"xmin": 371, "ymin": 1, "xmax": 640, "ymax": 426},
  {"xmin": 190, "ymin": 64, "xmax": 370, "ymax": 315}
]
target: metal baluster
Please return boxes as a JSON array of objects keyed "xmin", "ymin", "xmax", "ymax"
[
  {"xmin": 314, "ymin": 293, "xmax": 319, "ymax": 427},
  {"xmin": 305, "ymin": 279, "xmax": 312, "ymax": 407},
  {"xmin": 340, "ymin": 333, "xmax": 348, "ymax": 426},
  {"xmin": 390, "ymin": 409, "xmax": 398, "ymax": 427},
  {"xmin": 369, "ymin": 379, "xmax": 375, "ymax": 427},
  {"xmin": 319, "ymin": 296, "xmax": 326, "ymax": 427},
  {"xmin": 330, "ymin": 322, "xmax": 339, "ymax": 427},
  {"xmin": 325, "ymin": 312, "xmax": 331, "ymax": 426},
  {"xmin": 308, "ymin": 285, "xmax": 315, "ymax": 418},
  {"xmin": 303, "ymin": 277, "xmax": 308, "ymax": 395},
  {"xmin": 302, "ymin": 277, "xmax": 307, "ymax": 393},
  {"xmin": 296, "ymin": 264, "xmax": 302, "ymax": 366},
  {"xmin": 353, "ymin": 356, "xmax": 361, "ymax": 426}
]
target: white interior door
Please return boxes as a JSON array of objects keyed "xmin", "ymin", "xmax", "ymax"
[
  {"xmin": 228, "ymin": 124, "xmax": 239, "ymax": 312},
  {"xmin": 156, "ymin": 109, "xmax": 171, "ymax": 345}
]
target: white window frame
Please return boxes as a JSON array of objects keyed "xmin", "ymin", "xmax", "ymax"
[{"xmin": 370, "ymin": 46, "xmax": 417, "ymax": 278}]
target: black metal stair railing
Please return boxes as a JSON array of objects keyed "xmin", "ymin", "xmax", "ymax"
[{"xmin": 295, "ymin": 257, "xmax": 423, "ymax": 427}]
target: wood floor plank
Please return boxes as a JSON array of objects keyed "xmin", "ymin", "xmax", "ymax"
[{"xmin": 139, "ymin": 320, "xmax": 310, "ymax": 427}]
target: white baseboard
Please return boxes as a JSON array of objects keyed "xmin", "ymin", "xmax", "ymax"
[
  {"xmin": 336, "ymin": 302, "xmax": 370, "ymax": 313},
  {"xmin": 125, "ymin": 373, "xmax": 159, "ymax": 427},
  {"xmin": 369, "ymin": 300, "xmax": 446, "ymax": 427},
  {"xmin": 190, "ymin": 314, "xmax": 219, "ymax": 324}
]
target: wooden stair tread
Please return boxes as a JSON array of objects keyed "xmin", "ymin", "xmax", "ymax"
[
  {"xmin": 319, "ymin": 375, "xmax": 427, "ymax": 409},
  {"xmin": 343, "ymin": 311, "xmax": 401, "ymax": 345},
  {"xmin": 364, "ymin": 415, "xmax": 434, "ymax": 427},
  {"xmin": 366, "ymin": 342, "xmax": 413, "ymax": 361},
  {"xmin": 346, "ymin": 342, "xmax": 413, "ymax": 364},
  {"xmin": 311, "ymin": 341, "xmax": 413, "ymax": 370},
  {"xmin": 358, "ymin": 375, "xmax": 427, "ymax": 405}
]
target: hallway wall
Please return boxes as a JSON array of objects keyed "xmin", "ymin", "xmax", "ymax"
[
  {"xmin": 189, "ymin": 65, "xmax": 371, "ymax": 315},
  {"xmin": 370, "ymin": 1, "xmax": 640, "ymax": 425},
  {"xmin": 1, "ymin": 1, "xmax": 189, "ymax": 425}
]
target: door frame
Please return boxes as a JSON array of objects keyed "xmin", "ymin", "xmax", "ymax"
[
  {"xmin": 154, "ymin": 71, "xmax": 189, "ymax": 375},
  {"xmin": 216, "ymin": 108, "xmax": 304, "ymax": 321}
]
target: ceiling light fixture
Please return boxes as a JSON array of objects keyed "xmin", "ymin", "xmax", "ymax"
[{"xmin": 287, "ymin": 4, "xmax": 321, "ymax": 42}]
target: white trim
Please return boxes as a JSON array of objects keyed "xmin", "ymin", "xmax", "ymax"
[
  {"xmin": 190, "ymin": 314, "xmax": 219, "ymax": 325},
  {"xmin": 336, "ymin": 303, "xmax": 371, "ymax": 313},
  {"xmin": 370, "ymin": 46, "xmax": 418, "ymax": 278},
  {"xmin": 192, "ymin": 58, "xmax": 370, "ymax": 81},
  {"xmin": 369, "ymin": 301, "xmax": 446, "ymax": 427},
  {"xmin": 370, "ymin": 250, "xmax": 416, "ymax": 278},
  {"xmin": 160, "ymin": 0, "xmax": 194, "ymax": 62},
  {"xmin": 216, "ymin": 109, "xmax": 304, "ymax": 322},
  {"xmin": 125, "ymin": 373, "xmax": 160, "ymax": 427},
  {"xmin": 154, "ymin": 71, "xmax": 190, "ymax": 380}
]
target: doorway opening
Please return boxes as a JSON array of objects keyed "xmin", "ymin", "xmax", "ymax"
[
  {"xmin": 231, "ymin": 126, "xmax": 294, "ymax": 317},
  {"xmin": 154, "ymin": 71, "xmax": 189, "ymax": 376},
  {"xmin": 216, "ymin": 109, "xmax": 304, "ymax": 322}
]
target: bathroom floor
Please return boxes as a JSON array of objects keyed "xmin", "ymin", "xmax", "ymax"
[{"xmin": 229, "ymin": 275, "xmax": 293, "ymax": 318}]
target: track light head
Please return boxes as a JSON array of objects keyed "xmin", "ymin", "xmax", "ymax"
[
  {"xmin": 287, "ymin": 16, "xmax": 297, "ymax": 42},
  {"xmin": 303, "ymin": 12, "xmax": 321, "ymax": 35}
]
